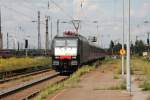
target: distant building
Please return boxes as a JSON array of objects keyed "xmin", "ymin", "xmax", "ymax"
[{"xmin": 143, "ymin": 51, "xmax": 150, "ymax": 57}]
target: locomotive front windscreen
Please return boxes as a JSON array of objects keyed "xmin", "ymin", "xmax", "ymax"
[
  {"xmin": 55, "ymin": 39, "xmax": 77, "ymax": 47},
  {"xmin": 66, "ymin": 40, "xmax": 77, "ymax": 47},
  {"xmin": 55, "ymin": 40, "xmax": 66, "ymax": 47},
  {"xmin": 54, "ymin": 39, "xmax": 78, "ymax": 56}
]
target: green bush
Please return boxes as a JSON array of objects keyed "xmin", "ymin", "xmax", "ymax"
[
  {"xmin": 113, "ymin": 74, "xmax": 120, "ymax": 79},
  {"xmin": 120, "ymin": 80, "xmax": 126, "ymax": 90},
  {"xmin": 140, "ymin": 81, "xmax": 150, "ymax": 91},
  {"xmin": 147, "ymin": 96, "xmax": 150, "ymax": 100},
  {"xmin": 109, "ymin": 80, "xmax": 126, "ymax": 90}
]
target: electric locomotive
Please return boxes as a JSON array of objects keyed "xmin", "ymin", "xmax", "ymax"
[{"xmin": 51, "ymin": 31, "xmax": 105, "ymax": 73}]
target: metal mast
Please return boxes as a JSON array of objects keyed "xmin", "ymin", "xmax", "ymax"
[
  {"xmin": 57, "ymin": 19, "xmax": 59, "ymax": 36},
  {"xmin": 0, "ymin": 8, "xmax": 3, "ymax": 49},
  {"xmin": 50, "ymin": 18, "xmax": 53, "ymax": 49},
  {"xmin": 38, "ymin": 11, "xmax": 41, "ymax": 49},
  {"xmin": 45, "ymin": 17, "xmax": 49, "ymax": 50},
  {"xmin": 126, "ymin": 0, "xmax": 131, "ymax": 92},
  {"xmin": 7, "ymin": 33, "xmax": 9, "ymax": 49},
  {"xmin": 122, "ymin": 0, "xmax": 125, "ymax": 76}
]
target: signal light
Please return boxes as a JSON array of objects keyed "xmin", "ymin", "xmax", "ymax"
[
  {"xmin": 25, "ymin": 39, "xmax": 28, "ymax": 49},
  {"xmin": 147, "ymin": 39, "xmax": 149, "ymax": 45}
]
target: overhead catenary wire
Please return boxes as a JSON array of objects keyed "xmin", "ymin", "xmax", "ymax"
[
  {"xmin": 23, "ymin": 0, "xmax": 49, "ymax": 9},
  {"xmin": 0, "ymin": 4, "xmax": 47, "ymax": 28},
  {"xmin": 1, "ymin": 0, "xmax": 89, "ymax": 33},
  {"xmin": 49, "ymin": 0, "xmax": 74, "ymax": 20},
  {"xmin": 0, "ymin": 4, "xmax": 34, "ymax": 21},
  {"xmin": 1, "ymin": 0, "xmax": 78, "ymax": 23},
  {"xmin": 3, "ymin": 0, "xmax": 74, "ymax": 23}
]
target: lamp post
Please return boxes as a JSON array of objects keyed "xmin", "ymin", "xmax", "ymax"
[
  {"xmin": 126, "ymin": 0, "xmax": 131, "ymax": 92},
  {"xmin": 57, "ymin": 19, "xmax": 60, "ymax": 36},
  {"xmin": 32, "ymin": 16, "xmax": 51, "ymax": 50},
  {"xmin": 50, "ymin": 17, "xmax": 53, "ymax": 49},
  {"xmin": 121, "ymin": 0, "xmax": 125, "ymax": 76},
  {"xmin": 7, "ymin": 33, "xmax": 9, "ymax": 49},
  {"xmin": 0, "ymin": 8, "xmax": 3, "ymax": 50}
]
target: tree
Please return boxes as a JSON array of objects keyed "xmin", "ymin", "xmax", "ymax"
[
  {"xmin": 130, "ymin": 43, "xmax": 134, "ymax": 54},
  {"xmin": 109, "ymin": 40, "xmax": 114, "ymax": 49},
  {"xmin": 109, "ymin": 40, "xmax": 114, "ymax": 55},
  {"xmin": 134, "ymin": 40, "xmax": 145, "ymax": 56},
  {"xmin": 113, "ymin": 42, "xmax": 122, "ymax": 54}
]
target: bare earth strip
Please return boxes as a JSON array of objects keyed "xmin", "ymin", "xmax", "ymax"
[{"xmin": 46, "ymin": 66, "xmax": 131, "ymax": 100}]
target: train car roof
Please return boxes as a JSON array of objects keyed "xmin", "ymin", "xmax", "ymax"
[{"xmin": 54, "ymin": 34, "xmax": 87, "ymax": 41}]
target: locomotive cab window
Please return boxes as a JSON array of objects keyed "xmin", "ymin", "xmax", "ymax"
[
  {"xmin": 54, "ymin": 38, "xmax": 78, "ymax": 56},
  {"xmin": 66, "ymin": 39, "xmax": 77, "ymax": 47},
  {"xmin": 54, "ymin": 39, "xmax": 77, "ymax": 47},
  {"xmin": 55, "ymin": 39, "xmax": 65, "ymax": 47}
]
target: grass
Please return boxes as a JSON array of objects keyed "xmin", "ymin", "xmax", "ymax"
[
  {"xmin": 0, "ymin": 57, "xmax": 51, "ymax": 73},
  {"xmin": 113, "ymin": 74, "xmax": 120, "ymax": 79},
  {"xmin": 113, "ymin": 57, "xmax": 150, "ymax": 76},
  {"xmin": 140, "ymin": 81, "xmax": 150, "ymax": 91},
  {"xmin": 131, "ymin": 57, "xmax": 150, "ymax": 77},
  {"xmin": 102, "ymin": 57, "xmax": 120, "ymax": 65},
  {"xmin": 65, "ymin": 65, "xmax": 95, "ymax": 86},
  {"xmin": 131, "ymin": 57, "xmax": 150, "ymax": 91},
  {"xmin": 35, "ymin": 64, "xmax": 96, "ymax": 100},
  {"xmin": 100, "ymin": 58, "xmax": 121, "ymax": 73},
  {"xmin": 113, "ymin": 57, "xmax": 150, "ymax": 91},
  {"xmin": 107, "ymin": 59, "xmax": 122, "ymax": 74},
  {"xmin": 118, "ymin": 80, "xmax": 126, "ymax": 90},
  {"xmin": 147, "ymin": 96, "xmax": 150, "ymax": 100}
]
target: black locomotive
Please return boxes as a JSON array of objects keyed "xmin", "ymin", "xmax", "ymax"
[{"xmin": 51, "ymin": 32, "xmax": 106, "ymax": 73}]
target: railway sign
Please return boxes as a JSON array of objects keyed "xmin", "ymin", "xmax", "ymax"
[
  {"xmin": 120, "ymin": 48, "xmax": 126, "ymax": 55},
  {"xmin": 25, "ymin": 39, "xmax": 28, "ymax": 49}
]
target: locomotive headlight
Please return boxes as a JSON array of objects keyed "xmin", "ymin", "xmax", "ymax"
[{"xmin": 72, "ymin": 56, "xmax": 76, "ymax": 59}]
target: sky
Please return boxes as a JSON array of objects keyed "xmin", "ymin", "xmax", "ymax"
[{"xmin": 0, "ymin": 0, "xmax": 150, "ymax": 49}]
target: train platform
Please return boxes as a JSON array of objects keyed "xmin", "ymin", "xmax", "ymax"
[{"xmin": 46, "ymin": 65, "xmax": 131, "ymax": 100}]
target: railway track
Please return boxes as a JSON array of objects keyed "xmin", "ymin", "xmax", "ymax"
[
  {"xmin": 0, "ymin": 71, "xmax": 68, "ymax": 100},
  {"xmin": 21, "ymin": 76, "xmax": 67, "ymax": 100},
  {"xmin": 0, "ymin": 68, "xmax": 52, "ymax": 83}
]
